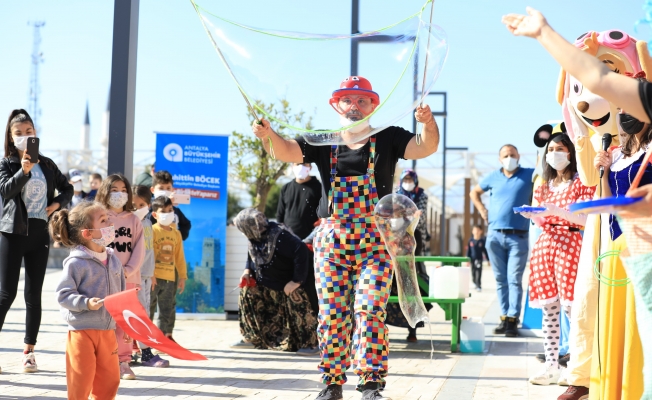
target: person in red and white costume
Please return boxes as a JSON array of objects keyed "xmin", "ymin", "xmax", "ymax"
[{"xmin": 518, "ymin": 132, "xmax": 595, "ymax": 386}]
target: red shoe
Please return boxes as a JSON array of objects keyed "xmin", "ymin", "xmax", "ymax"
[
  {"xmin": 558, "ymin": 386, "xmax": 589, "ymax": 400},
  {"xmin": 406, "ymin": 334, "xmax": 418, "ymax": 343}
]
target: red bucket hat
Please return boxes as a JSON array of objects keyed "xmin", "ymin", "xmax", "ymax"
[{"xmin": 329, "ymin": 76, "xmax": 380, "ymax": 114}]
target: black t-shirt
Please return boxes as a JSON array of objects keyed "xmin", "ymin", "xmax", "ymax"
[
  {"xmin": 640, "ymin": 81, "xmax": 652, "ymax": 122},
  {"xmin": 276, "ymin": 178, "xmax": 323, "ymax": 239},
  {"xmin": 296, "ymin": 126, "xmax": 415, "ymax": 218}
]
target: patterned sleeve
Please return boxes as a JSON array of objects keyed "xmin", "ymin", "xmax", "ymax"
[{"xmin": 573, "ymin": 178, "xmax": 596, "ymax": 202}]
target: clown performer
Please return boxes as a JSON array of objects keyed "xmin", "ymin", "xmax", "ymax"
[
  {"xmin": 517, "ymin": 132, "xmax": 595, "ymax": 386},
  {"xmin": 251, "ymin": 76, "xmax": 439, "ymax": 400},
  {"xmin": 502, "ymin": 9, "xmax": 651, "ymax": 399}
]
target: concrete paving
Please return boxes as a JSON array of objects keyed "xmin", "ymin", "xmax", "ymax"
[{"xmin": 0, "ymin": 267, "xmax": 565, "ymax": 399}]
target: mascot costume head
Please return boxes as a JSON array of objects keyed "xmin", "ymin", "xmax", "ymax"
[{"xmin": 557, "ymin": 30, "xmax": 652, "ymax": 149}]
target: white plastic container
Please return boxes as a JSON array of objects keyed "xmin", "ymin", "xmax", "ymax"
[
  {"xmin": 427, "ymin": 265, "xmax": 470, "ymax": 299},
  {"xmin": 460, "ymin": 317, "xmax": 485, "ymax": 353}
]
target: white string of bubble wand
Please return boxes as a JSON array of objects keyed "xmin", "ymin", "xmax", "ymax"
[
  {"xmin": 189, "ymin": 0, "xmax": 277, "ymax": 159},
  {"xmin": 416, "ymin": 0, "xmax": 436, "ymax": 146}
]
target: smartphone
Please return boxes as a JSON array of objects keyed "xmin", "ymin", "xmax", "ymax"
[
  {"xmin": 174, "ymin": 193, "xmax": 191, "ymax": 205},
  {"xmin": 25, "ymin": 137, "xmax": 39, "ymax": 162}
]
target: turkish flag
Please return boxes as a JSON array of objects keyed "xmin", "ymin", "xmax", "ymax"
[{"xmin": 104, "ymin": 288, "xmax": 207, "ymax": 361}]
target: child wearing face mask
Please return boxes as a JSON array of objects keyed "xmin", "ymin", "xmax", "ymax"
[
  {"xmin": 69, "ymin": 175, "xmax": 88, "ymax": 207},
  {"xmin": 86, "ymin": 173, "xmax": 102, "ymax": 202},
  {"xmin": 95, "ymin": 174, "xmax": 145, "ymax": 380},
  {"xmin": 51, "ymin": 202, "xmax": 126, "ymax": 400},
  {"xmin": 131, "ymin": 185, "xmax": 170, "ymax": 368},
  {"xmin": 149, "ymin": 170, "xmax": 191, "ymax": 241},
  {"xmin": 150, "ymin": 196, "xmax": 187, "ymax": 343},
  {"xmin": 517, "ymin": 133, "xmax": 595, "ymax": 385}
]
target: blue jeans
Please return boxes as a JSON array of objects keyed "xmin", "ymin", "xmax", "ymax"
[{"xmin": 486, "ymin": 230, "xmax": 529, "ymax": 318}]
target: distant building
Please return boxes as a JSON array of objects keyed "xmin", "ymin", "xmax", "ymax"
[
  {"xmin": 81, "ymin": 101, "xmax": 90, "ymax": 150},
  {"xmin": 194, "ymin": 237, "xmax": 225, "ymax": 310}
]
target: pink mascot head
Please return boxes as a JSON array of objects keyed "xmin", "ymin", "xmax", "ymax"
[{"xmin": 557, "ymin": 30, "xmax": 652, "ymax": 148}]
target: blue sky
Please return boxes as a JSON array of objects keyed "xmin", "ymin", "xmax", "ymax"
[{"xmin": 0, "ymin": 0, "xmax": 646, "ymax": 162}]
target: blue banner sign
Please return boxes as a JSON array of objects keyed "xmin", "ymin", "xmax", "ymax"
[{"xmin": 155, "ymin": 132, "xmax": 228, "ymax": 313}]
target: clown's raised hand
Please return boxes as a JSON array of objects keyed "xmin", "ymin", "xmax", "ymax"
[
  {"xmin": 251, "ymin": 118, "xmax": 272, "ymax": 139},
  {"xmin": 502, "ymin": 7, "xmax": 547, "ymax": 39},
  {"xmin": 414, "ymin": 104, "xmax": 434, "ymax": 124}
]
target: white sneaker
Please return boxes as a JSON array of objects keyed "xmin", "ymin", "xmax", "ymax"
[
  {"xmin": 529, "ymin": 365, "xmax": 560, "ymax": 385},
  {"xmin": 22, "ymin": 352, "xmax": 38, "ymax": 373},
  {"xmin": 557, "ymin": 368, "xmax": 569, "ymax": 386}
]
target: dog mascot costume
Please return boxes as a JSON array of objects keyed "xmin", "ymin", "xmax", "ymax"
[{"xmin": 558, "ymin": 30, "xmax": 652, "ymax": 400}]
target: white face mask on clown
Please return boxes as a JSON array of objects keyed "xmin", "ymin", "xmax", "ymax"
[
  {"xmin": 546, "ymin": 151, "xmax": 571, "ymax": 171},
  {"xmin": 339, "ymin": 115, "xmax": 370, "ymax": 134},
  {"xmin": 292, "ymin": 165, "xmax": 310, "ymax": 180},
  {"xmin": 501, "ymin": 157, "xmax": 519, "ymax": 172}
]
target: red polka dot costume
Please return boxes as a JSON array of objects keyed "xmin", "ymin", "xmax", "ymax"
[{"xmin": 528, "ymin": 175, "xmax": 595, "ymax": 308}]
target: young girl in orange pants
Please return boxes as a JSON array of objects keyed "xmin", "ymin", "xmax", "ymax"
[
  {"xmin": 95, "ymin": 175, "xmax": 145, "ymax": 380},
  {"xmin": 52, "ymin": 202, "xmax": 127, "ymax": 400}
]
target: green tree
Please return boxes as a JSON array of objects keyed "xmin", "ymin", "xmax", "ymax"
[
  {"xmin": 227, "ymin": 192, "xmax": 244, "ymax": 220},
  {"xmin": 230, "ymin": 99, "xmax": 313, "ymax": 213},
  {"xmin": 248, "ymin": 182, "xmax": 281, "ymax": 219}
]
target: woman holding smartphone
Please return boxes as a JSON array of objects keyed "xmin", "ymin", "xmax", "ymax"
[{"xmin": 0, "ymin": 109, "xmax": 73, "ymax": 374}]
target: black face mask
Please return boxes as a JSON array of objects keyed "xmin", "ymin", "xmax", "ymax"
[{"xmin": 620, "ymin": 113, "xmax": 645, "ymax": 135}]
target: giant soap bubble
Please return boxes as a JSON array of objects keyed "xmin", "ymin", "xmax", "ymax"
[
  {"xmin": 374, "ymin": 193, "xmax": 429, "ymax": 328},
  {"xmin": 191, "ymin": 0, "xmax": 448, "ymax": 145}
]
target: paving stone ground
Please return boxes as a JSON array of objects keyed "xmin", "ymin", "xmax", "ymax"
[{"xmin": 0, "ymin": 267, "xmax": 564, "ymax": 399}]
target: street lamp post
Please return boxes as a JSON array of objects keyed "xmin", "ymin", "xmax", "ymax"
[{"xmin": 108, "ymin": 0, "xmax": 140, "ymax": 178}]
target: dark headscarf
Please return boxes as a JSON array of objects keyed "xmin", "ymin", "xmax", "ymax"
[
  {"xmin": 234, "ymin": 208, "xmax": 285, "ymax": 266},
  {"xmin": 396, "ymin": 168, "xmax": 425, "ymax": 202}
]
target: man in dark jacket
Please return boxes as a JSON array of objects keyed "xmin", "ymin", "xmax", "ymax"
[
  {"xmin": 276, "ymin": 163, "xmax": 322, "ymax": 240},
  {"xmin": 134, "ymin": 163, "xmax": 154, "ymax": 188}
]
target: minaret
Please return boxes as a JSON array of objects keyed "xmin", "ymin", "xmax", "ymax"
[
  {"xmin": 81, "ymin": 101, "xmax": 90, "ymax": 150},
  {"xmin": 100, "ymin": 88, "xmax": 110, "ymax": 149}
]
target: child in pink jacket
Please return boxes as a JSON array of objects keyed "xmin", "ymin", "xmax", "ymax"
[{"xmin": 95, "ymin": 174, "xmax": 145, "ymax": 380}]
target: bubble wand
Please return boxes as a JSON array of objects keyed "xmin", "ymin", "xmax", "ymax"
[
  {"xmin": 416, "ymin": 0, "xmax": 435, "ymax": 145},
  {"xmin": 189, "ymin": 0, "xmax": 262, "ymax": 125},
  {"xmin": 420, "ymin": 0, "xmax": 436, "ymax": 108}
]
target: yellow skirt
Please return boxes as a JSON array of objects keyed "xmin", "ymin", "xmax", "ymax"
[{"xmin": 589, "ymin": 235, "xmax": 644, "ymax": 400}]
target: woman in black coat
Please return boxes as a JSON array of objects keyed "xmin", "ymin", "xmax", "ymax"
[{"xmin": 0, "ymin": 109, "xmax": 73, "ymax": 373}]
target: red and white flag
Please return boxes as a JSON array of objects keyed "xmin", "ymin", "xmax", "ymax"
[{"xmin": 104, "ymin": 288, "xmax": 207, "ymax": 361}]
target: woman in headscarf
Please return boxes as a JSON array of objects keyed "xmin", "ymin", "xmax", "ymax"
[
  {"xmin": 233, "ymin": 208, "xmax": 318, "ymax": 354},
  {"xmin": 385, "ymin": 169, "xmax": 432, "ymax": 342},
  {"xmin": 396, "ymin": 169, "xmax": 429, "ymax": 254}
]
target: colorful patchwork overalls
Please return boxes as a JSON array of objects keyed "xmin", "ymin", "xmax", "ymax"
[{"xmin": 313, "ymin": 136, "xmax": 394, "ymax": 389}]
